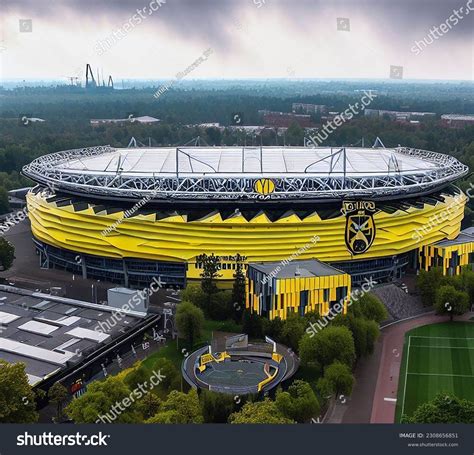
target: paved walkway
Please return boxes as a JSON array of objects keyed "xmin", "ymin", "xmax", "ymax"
[{"xmin": 370, "ymin": 312, "xmax": 474, "ymax": 423}]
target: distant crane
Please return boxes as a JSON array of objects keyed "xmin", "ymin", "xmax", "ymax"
[
  {"xmin": 62, "ymin": 76, "xmax": 80, "ymax": 86},
  {"xmin": 85, "ymin": 63, "xmax": 114, "ymax": 89},
  {"xmin": 85, "ymin": 63, "xmax": 97, "ymax": 88}
]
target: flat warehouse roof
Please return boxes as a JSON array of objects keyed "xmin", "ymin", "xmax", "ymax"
[
  {"xmin": 0, "ymin": 286, "xmax": 146, "ymax": 387},
  {"xmin": 250, "ymin": 259, "xmax": 346, "ymax": 279}
]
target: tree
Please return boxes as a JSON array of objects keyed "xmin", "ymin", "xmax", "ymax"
[
  {"xmin": 241, "ymin": 310, "xmax": 263, "ymax": 338},
  {"xmin": 279, "ymin": 313, "xmax": 306, "ymax": 353},
  {"xmin": 299, "ymin": 326, "xmax": 356, "ymax": 369},
  {"xmin": 434, "ymin": 285, "xmax": 469, "ymax": 322},
  {"xmin": 353, "ymin": 293, "xmax": 388, "ymax": 323},
  {"xmin": 48, "ymin": 382, "xmax": 69, "ymax": 422},
  {"xmin": 229, "ymin": 398, "xmax": 295, "ymax": 424},
  {"xmin": 262, "ymin": 316, "xmax": 284, "ymax": 340},
  {"xmin": 320, "ymin": 361, "xmax": 354, "ymax": 397},
  {"xmin": 0, "ymin": 237, "xmax": 15, "ymax": 271},
  {"xmin": 136, "ymin": 393, "xmax": 162, "ymax": 420},
  {"xmin": 66, "ymin": 376, "xmax": 142, "ymax": 423},
  {"xmin": 402, "ymin": 393, "xmax": 474, "ymax": 424},
  {"xmin": 147, "ymin": 390, "xmax": 203, "ymax": 424},
  {"xmin": 457, "ymin": 268, "xmax": 474, "ymax": 308},
  {"xmin": 333, "ymin": 314, "xmax": 380, "ymax": 358},
  {"xmin": 0, "ymin": 187, "xmax": 9, "ymax": 215},
  {"xmin": 0, "ymin": 360, "xmax": 38, "ymax": 423},
  {"xmin": 199, "ymin": 253, "xmax": 221, "ymax": 304},
  {"xmin": 417, "ymin": 268, "xmax": 444, "ymax": 306},
  {"xmin": 124, "ymin": 364, "xmax": 150, "ymax": 392},
  {"xmin": 180, "ymin": 283, "xmax": 207, "ymax": 308},
  {"xmin": 275, "ymin": 380, "xmax": 320, "ymax": 423},
  {"xmin": 207, "ymin": 289, "xmax": 233, "ymax": 321},
  {"xmin": 199, "ymin": 390, "xmax": 237, "ymax": 423},
  {"xmin": 175, "ymin": 301, "xmax": 205, "ymax": 347},
  {"xmin": 286, "ymin": 121, "xmax": 304, "ymax": 145},
  {"xmin": 148, "ymin": 358, "xmax": 181, "ymax": 395},
  {"xmin": 231, "ymin": 254, "xmax": 246, "ymax": 322}
]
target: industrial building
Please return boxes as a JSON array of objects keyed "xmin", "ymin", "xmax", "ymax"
[
  {"xmin": 441, "ymin": 114, "xmax": 474, "ymax": 129},
  {"xmin": 22, "ymin": 144, "xmax": 471, "ymax": 320},
  {"xmin": 0, "ymin": 285, "xmax": 159, "ymax": 393},
  {"xmin": 90, "ymin": 116, "xmax": 160, "ymax": 126}
]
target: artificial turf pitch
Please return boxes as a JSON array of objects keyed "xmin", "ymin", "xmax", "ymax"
[{"xmin": 395, "ymin": 322, "xmax": 474, "ymax": 422}]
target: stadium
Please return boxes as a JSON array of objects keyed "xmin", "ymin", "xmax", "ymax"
[{"xmin": 22, "ymin": 145, "xmax": 471, "ymax": 319}]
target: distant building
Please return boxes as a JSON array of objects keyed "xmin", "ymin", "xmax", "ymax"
[
  {"xmin": 262, "ymin": 111, "xmax": 313, "ymax": 128},
  {"xmin": 90, "ymin": 116, "xmax": 160, "ymax": 126},
  {"xmin": 441, "ymin": 114, "xmax": 474, "ymax": 129},
  {"xmin": 292, "ymin": 103, "xmax": 327, "ymax": 114},
  {"xmin": 198, "ymin": 122, "xmax": 221, "ymax": 128},
  {"xmin": 364, "ymin": 109, "xmax": 436, "ymax": 122}
]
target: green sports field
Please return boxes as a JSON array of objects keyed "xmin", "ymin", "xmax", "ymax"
[{"xmin": 395, "ymin": 322, "xmax": 474, "ymax": 422}]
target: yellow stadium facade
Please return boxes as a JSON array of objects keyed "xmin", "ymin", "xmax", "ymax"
[{"xmin": 27, "ymin": 186, "xmax": 467, "ymax": 289}]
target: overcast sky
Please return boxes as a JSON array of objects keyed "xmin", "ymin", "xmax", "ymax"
[{"xmin": 1, "ymin": 0, "xmax": 473, "ymax": 81}]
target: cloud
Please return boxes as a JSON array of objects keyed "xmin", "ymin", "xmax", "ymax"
[{"xmin": 2, "ymin": 0, "xmax": 473, "ymax": 79}]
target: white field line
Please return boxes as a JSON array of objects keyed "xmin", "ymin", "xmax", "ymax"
[
  {"xmin": 410, "ymin": 336, "xmax": 474, "ymax": 340},
  {"xmin": 410, "ymin": 345, "xmax": 474, "ymax": 350},
  {"xmin": 401, "ymin": 336, "xmax": 411, "ymax": 417},
  {"xmin": 407, "ymin": 372, "xmax": 474, "ymax": 378}
]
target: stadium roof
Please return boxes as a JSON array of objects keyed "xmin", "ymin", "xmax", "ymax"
[
  {"xmin": 34, "ymin": 146, "xmax": 441, "ymax": 175},
  {"xmin": 23, "ymin": 145, "xmax": 468, "ymax": 202}
]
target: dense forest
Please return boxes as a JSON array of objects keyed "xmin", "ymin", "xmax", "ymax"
[{"xmin": 0, "ymin": 80, "xmax": 473, "ymax": 217}]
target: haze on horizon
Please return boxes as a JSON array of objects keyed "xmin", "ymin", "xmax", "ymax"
[{"xmin": 1, "ymin": 0, "xmax": 473, "ymax": 82}]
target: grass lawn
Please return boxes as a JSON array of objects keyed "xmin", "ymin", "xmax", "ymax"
[
  {"xmin": 395, "ymin": 321, "xmax": 474, "ymax": 422},
  {"xmin": 142, "ymin": 319, "xmax": 242, "ymax": 371}
]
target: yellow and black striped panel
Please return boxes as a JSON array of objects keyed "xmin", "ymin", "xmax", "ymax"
[
  {"xmin": 27, "ymin": 190, "xmax": 467, "ymax": 281},
  {"xmin": 246, "ymin": 272, "xmax": 351, "ymax": 320},
  {"xmin": 419, "ymin": 241, "xmax": 474, "ymax": 276}
]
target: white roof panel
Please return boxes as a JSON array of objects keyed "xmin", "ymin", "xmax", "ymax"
[
  {"xmin": 0, "ymin": 311, "xmax": 21, "ymax": 324},
  {"xmin": 66, "ymin": 327, "xmax": 110, "ymax": 343},
  {"xmin": 18, "ymin": 320, "xmax": 59, "ymax": 335},
  {"xmin": 0, "ymin": 337, "xmax": 76, "ymax": 365},
  {"xmin": 56, "ymin": 146, "xmax": 439, "ymax": 176}
]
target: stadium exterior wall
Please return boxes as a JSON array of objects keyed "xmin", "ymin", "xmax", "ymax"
[{"xmin": 26, "ymin": 189, "xmax": 466, "ymax": 283}]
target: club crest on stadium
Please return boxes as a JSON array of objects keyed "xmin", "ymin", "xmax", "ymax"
[
  {"xmin": 342, "ymin": 201, "xmax": 377, "ymax": 255},
  {"xmin": 254, "ymin": 178, "xmax": 275, "ymax": 196}
]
